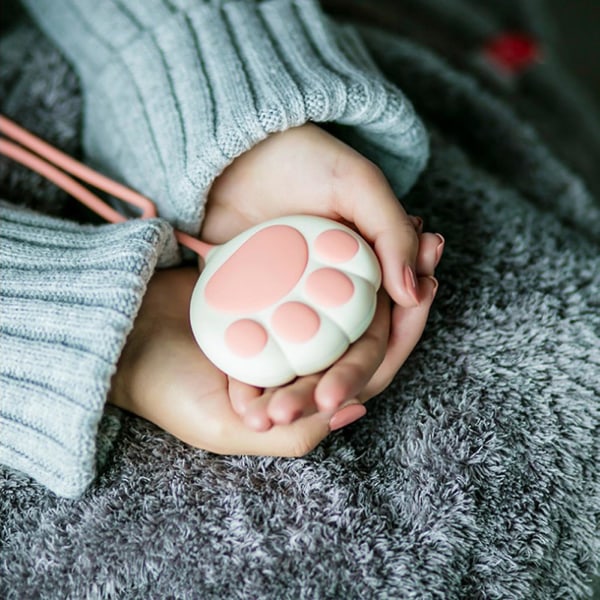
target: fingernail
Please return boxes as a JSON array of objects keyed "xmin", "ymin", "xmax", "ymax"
[
  {"xmin": 403, "ymin": 264, "xmax": 419, "ymax": 305},
  {"xmin": 427, "ymin": 275, "xmax": 439, "ymax": 299},
  {"xmin": 434, "ymin": 234, "xmax": 445, "ymax": 268},
  {"xmin": 329, "ymin": 404, "xmax": 367, "ymax": 431},
  {"xmin": 409, "ymin": 215, "xmax": 423, "ymax": 233}
]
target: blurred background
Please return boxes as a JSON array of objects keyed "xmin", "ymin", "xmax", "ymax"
[
  {"xmin": 547, "ymin": 0, "xmax": 600, "ymax": 109},
  {"xmin": 544, "ymin": 5, "xmax": 599, "ymax": 596}
]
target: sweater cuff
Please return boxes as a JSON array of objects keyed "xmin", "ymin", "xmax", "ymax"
[
  {"xmin": 23, "ymin": 0, "xmax": 428, "ymax": 234},
  {"xmin": 0, "ymin": 202, "xmax": 179, "ymax": 497}
]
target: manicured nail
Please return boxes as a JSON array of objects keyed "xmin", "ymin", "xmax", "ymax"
[
  {"xmin": 403, "ymin": 264, "xmax": 419, "ymax": 305},
  {"xmin": 409, "ymin": 215, "xmax": 423, "ymax": 233},
  {"xmin": 434, "ymin": 234, "xmax": 445, "ymax": 268},
  {"xmin": 427, "ymin": 275, "xmax": 439, "ymax": 299},
  {"xmin": 329, "ymin": 404, "xmax": 367, "ymax": 431}
]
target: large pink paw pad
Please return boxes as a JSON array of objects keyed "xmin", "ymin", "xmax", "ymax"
[{"xmin": 205, "ymin": 225, "xmax": 307, "ymax": 312}]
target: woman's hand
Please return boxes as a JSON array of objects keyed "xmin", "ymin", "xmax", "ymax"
[
  {"xmin": 202, "ymin": 123, "xmax": 444, "ymax": 427},
  {"xmin": 108, "ymin": 264, "xmax": 439, "ymax": 457},
  {"xmin": 204, "ymin": 124, "xmax": 421, "ymax": 308},
  {"xmin": 109, "ymin": 122, "xmax": 444, "ymax": 453}
]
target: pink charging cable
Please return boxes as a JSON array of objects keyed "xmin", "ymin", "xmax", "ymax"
[{"xmin": 0, "ymin": 114, "xmax": 214, "ymax": 258}]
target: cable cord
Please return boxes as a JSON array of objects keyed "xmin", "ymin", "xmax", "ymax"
[{"xmin": 0, "ymin": 114, "xmax": 214, "ymax": 258}]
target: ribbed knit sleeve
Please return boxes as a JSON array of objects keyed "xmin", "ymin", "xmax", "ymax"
[
  {"xmin": 22, "ymin": 0, "xmax": 429, "ymax": 234},
  {"xmin": 0, "ymin": 201, "xmax": 179, "ymax": 497}
]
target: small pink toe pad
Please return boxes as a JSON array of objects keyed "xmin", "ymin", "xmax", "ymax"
[
  {"xmin": 314, "ymin": 229, "xmax": 359, "ymax": 263},
  {"xmin": 272, "ymin": 302, "xmax": 320, "ymax": 343},
  {"xmin": 306, "ymin": 268, "xmax": 354, "ymax": 307},
  {"xmin": 225, "ymin": 319, "xmax": 268, "ymax": 357}
]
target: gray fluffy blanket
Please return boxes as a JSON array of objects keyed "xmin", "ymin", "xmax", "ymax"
[{"xmin": 1, "ymin": 4, "xmax": 598, "ymax": 599}]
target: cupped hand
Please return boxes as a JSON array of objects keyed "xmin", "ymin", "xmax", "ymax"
[
  {"xmin": 203, "ymin": 123, "xmax": 420, "ymax": 307},
  {"xmin": 108, "ymin": 261, "xmax": 438, "ymax": 457},
  {"xmin": 202, "ymin": 123, "xmax": 443, "ymax": 427},
  {"xmin": 109, "ymin": 122, "xmax": 445, "ymax": 454}
]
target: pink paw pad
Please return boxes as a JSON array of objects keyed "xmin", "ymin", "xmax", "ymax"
[
  {"xmin": 305, "ymin": 268, "xmax": 354, "ymax": 308},
  {"xmin": 314, "ymin": 229, "xmax": 359, "ymax": 263},
  {"xmin": 189, "ymin": 216, "xmax": 381, "ymax": 387},
  {"xmin": 205, "ymin": 225, "xmax": 308, "ymax": 312},
  {"xmin": 272, "ymin": 302, "xmax": 320, "ymax": 343},
  {"xmin": 225, "ymin": 319, "xmax": 267, "ymax": 358}
]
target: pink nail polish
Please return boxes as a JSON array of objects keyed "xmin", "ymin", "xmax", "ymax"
[
  {"xmin": 428, "ymin": 276, "xmax": 439, "ymax": 299},
  {"xmin": 403, "ymin": 264, "xmax": 419, "ymax": 305},
  {"xmin": 434, "ymin": 234, "xmax": 445, "ymax": 267},
  {"xmin": 329, "ymin": 404, "xmax": 367, "ymax": 431},
  {"xmin": 409, "ymin": 215, "xmax": 423, "ymax": 233}
]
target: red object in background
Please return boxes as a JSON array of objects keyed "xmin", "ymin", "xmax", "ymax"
[{"xmin": 483, "ymin": 33, "xmax": 542, "ymax": 75}]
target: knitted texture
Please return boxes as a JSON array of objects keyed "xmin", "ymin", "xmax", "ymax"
[
  {"xmin": 0, "ymin": 203, "xmax": 179, "ymax": 497},
  {"xmin": 22, "ymin": 0, "xmax": 428, "ymax": 233}
]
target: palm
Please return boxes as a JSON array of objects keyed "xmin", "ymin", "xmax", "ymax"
[{"xmin": 110, "ymin": 268, "xmax": 334, "ymax": 455}]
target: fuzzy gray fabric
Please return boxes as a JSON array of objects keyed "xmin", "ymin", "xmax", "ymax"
[{"xmin": 1, "ymin": 3, "xmax": 599, "ymax": 599}]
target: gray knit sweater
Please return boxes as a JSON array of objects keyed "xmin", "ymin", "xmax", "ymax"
[{"xmin": 1, "ymin": 0, "xmax": 428, "ymax": 498}]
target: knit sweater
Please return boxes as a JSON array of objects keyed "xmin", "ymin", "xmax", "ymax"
[
  {"xmin": 21, "ymin": 0, "xmax": 428, "ymax": 232},
  {"xmin": 1, "ymin": 0, "xmax": 428, "ymax": 497}
]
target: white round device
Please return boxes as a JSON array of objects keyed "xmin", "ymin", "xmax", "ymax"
[{"xmin": 189, "ymin": 215, "xmax": 381, "ymax": 387}]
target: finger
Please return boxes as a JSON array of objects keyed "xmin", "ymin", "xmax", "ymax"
[
  {"xmin": 174, "ymin": 385, "xmax": 333, "ymax": 458},
  {"xmin": 242, "ymin": 373, "xmax": 321, "ymax": 431},
  {"xmin": 228, "ymin": 377, "xmax": 262, "ymax": 416},
  {"xmin": 241, "ymin": 390, "xmax": 275, "ymax": 432},
  {"xmin": 223, "ymin": 397, "xmax": 367, "ymax": 457},
  {"xmin": 330, "ymin": 155, "xmax": 420, "ymax": 308},
  {"xmin": 267, "ymin": 374, "xmax": 322, "ymax": 424},
  {"xmin": 416, "ymin": 232, "xmax": 445, "ymax": 277},
  {"xmin": 361, "ymin": 275, "xmax": 438, "ymax": 400},
  {"xmin": 232, "ymin": 409, "xmax": 333, "ymax": 457},
  {"xmin": 314, "ymin": 290, "xmax": 391, "ymax": 411},
  {"xmin": 328, "ymin": 401, "xmax": 367, "ymax": 431},
  {"xmin": 408, "ymin": 215, "xmax": 423, "ymax": 234}
]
